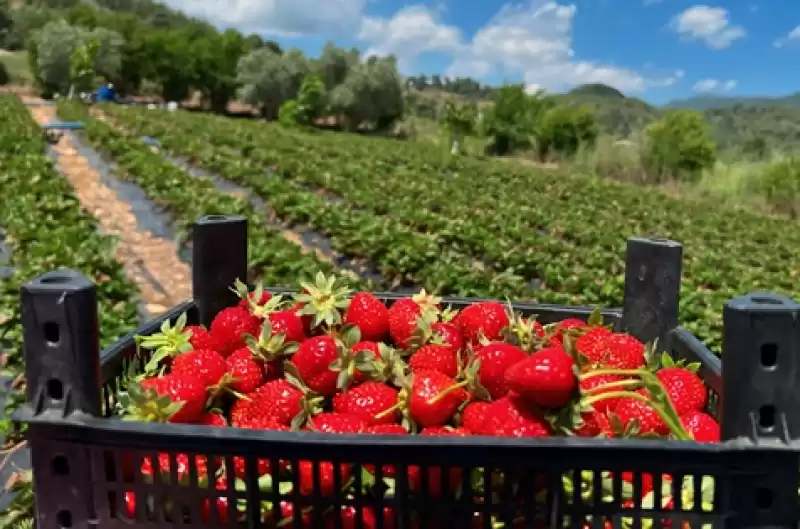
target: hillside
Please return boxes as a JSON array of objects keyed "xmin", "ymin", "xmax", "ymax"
[
  {"xmin": 664, "ymin": 93, "xmax": 800, "ymax": 110},
  {"xmin": 556, "ymin": 84, "xmax": 800, "ymax": 153},
  {"xmin": 556, "ymin": 84, "xmax": 661, "ymax": 138}
]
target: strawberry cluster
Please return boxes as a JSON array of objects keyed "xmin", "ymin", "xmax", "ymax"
[{"xmin": 118, "ymin": 273, "xmax": 720, "ymax": 527}]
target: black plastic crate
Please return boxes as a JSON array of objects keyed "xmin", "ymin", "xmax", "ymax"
[{"xmin": 14, "ymin": 215, "xmax": 800, "ymax": 529}]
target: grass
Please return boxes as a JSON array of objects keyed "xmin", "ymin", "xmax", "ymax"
[
  {"xmin": 0, "ymin": 50, "xmax": 33, "ymax": 85},
  {"xmin": 399, "ymin": 120, "xmax": 797, "ymax": 219}
]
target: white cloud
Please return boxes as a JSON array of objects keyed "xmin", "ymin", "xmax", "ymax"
[
  {"xmin": 360, "ymin": 1, "xmax": 681, "ymax": 94},
  {"xmin": 359, "ymin": 5, "xmax": 462, "ymax": 69},
  {"xmin": 774, "ymin": 25, "xmax": 800, "ymax": 48},
  {"xmin": 670, "ymin": 5, "xmax": 746, "ymax": 49},
  {"xmin": 692, "ymin": 78, "xmax": 737, "ymax": 92},
  {"xmin": 161, "ymin": 0, "xmax": 366, "ymax": 37}
]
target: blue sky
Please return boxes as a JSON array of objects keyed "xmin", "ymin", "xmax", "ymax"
[{"xmin": 166, "ymin": 0, "xmax": 800, "ymax": 104}]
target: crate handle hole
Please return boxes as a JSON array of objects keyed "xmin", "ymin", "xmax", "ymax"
[
  {"xmin": 52, "ymin": 455, "xmax": 70, "ymax": 476},
  {"xmin": 57, "ymin": 509, "xmax": 72, "ymax": 528},
  {"xmin": 43, "ymin": 321, "xmax": 60, "ymax": 345},
  {"xmin": 47, "ymin": 378, "xmax": 64, "ymax": 400},
  {"xmin": 755, "ymin": 487, "xmax": 773, "ymax": 510},
  {"xmin": 750, "ymin": 296, "xmax": 783, "ymax": 305},
  {"xmin": 760, "ymin": 343, "xmax": 778, "ymax": 368},
  {"xmin": 758, "ymin": 405, "xmax": 776, "ymax": 431},
  {"xmin": 39, "ymin": 274, "xmax": 73, "ymax": 285}
]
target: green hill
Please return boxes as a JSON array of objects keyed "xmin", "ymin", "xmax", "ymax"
[
  {"xmin": 560, "ymin": 84, "xmax": 800, "ymax": 153},
  {"xmin": 664, "ymin": 93, "xmax": 800, "ymax": 110}
]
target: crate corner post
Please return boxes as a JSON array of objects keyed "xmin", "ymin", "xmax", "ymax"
[
  {"xmin": 192, "ymin": 214, "xmax": 249, "ymax": 326},
  {"xmin": 20, "ymin": 268, "xmax": 102, "ymax": 529},
  {"xmin": 620, "ymin": 236, "xmax": 682, "ymax": 348},
  {"xmin": 721, "ymin": 291, "xmax": 800, "ymax": 528}
]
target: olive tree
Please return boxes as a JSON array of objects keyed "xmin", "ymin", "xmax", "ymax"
[
  {"xmin": 327, "ymin": 55, "xmax": 404, "ymax": 131},
  {"xmin": 31, "ymin": 20, "xmax": 122, "ymax": 94},
  {"xmin": 237, "ymin": 46, "xmax": 309, "ymax": 120}
]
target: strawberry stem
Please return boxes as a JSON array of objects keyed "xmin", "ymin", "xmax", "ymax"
[
  {"xmin": 579, "ymin": 368, "xmax": 650, "ymax": 380},
  {"xmin": 374, "ymin": 403, "xmax": 402, "ymax": 420},
  {"xmin": 584, "ymin": 390, "xmax": 692, "ymax": 441},
  {"xmin": 426, "ymin": 380, "xmax": 469, "ymax": 405},
  {"xmin": 581, "ymin": 379, "xmax": 643, "ymax": 394}
]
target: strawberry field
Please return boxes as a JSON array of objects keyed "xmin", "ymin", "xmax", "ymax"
[
  {"xmin": 0, "ymin": 95, "xmax": 139, "ymax": 418},
  {"xmin": 61, "ymin": 101, "xmax": 800, "ymax": 352},
  {"xmin": 0, "ymin": 94, "xmax": 795, "ymax": 527}
]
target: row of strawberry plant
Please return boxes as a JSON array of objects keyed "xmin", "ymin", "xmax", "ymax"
[
  {"xmin": 131, "ymin": 107, "xmax": 800, "ymax": 286},
  {"xmin": 108, "ymin": 107, "xmax": 591, "ymax": 294},
  {"xmin": 100, "ymin": 108, "xmax": 590, "ymax": 305},
  {"xmin": 0, "ymin": 95, "xmax": 139, "ymax": 529},
  {"xmin": 105, "ymin": 106, "xmax": 800, "ymax": 351},
  {"xmin": 55, "ymin": 102, "xmax": 367, "ymax": 290}
]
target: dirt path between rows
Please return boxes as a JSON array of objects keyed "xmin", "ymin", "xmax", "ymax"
[
  {"xmin": 90, "ymin": 108, "xmax": 375, "ymax": 282},
  {"xmin": 24, "ymin": 98, "xmax": 192, "ymax": 315}
]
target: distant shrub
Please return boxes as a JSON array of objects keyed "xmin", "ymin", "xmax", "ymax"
[
  {"xmin": 756, "ymin": 157, "xmax": 800, "ymax": 218},
  {"xmin": 0, "ymin": 61, "xmax": 9, "ymax": 86},
  {"xmin": 645, "ymin": 110, "xmax": 717, "ymax": 183},
  {"xmin": 537, "ymin": 104, "xmax": 599, "ymax": 160},
  {"xmin": 278, "ymin": 99, "xmax": 305, "ymax": 126}
]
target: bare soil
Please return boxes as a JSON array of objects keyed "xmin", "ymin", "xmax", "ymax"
[{"xmin": 24, "ymin": 99, "xmax": 192, "ymax": 315}]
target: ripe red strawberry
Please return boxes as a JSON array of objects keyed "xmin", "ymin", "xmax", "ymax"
[
  {"xmin": 349, "ymin": 340, "xmax": 379, "ymax": 384},
  {"xmin": 291, "ymin": 335, "xmax": 340, "ymax": 396},
  {"xmin": 681, "ymin": 411, "xmax": 720, "ymax": 442},
  {"xmin": 231, "ymin": 379, "xmax": 308, "ymax": 427},
  {"xmin": 326, "ymin": 506, "xmax": 396, "ymax": 529},
  {"xmin": 267, "ymin": 310, "xmax": 306, "ymax": 343},
  {"xmin": 579, "ymin": 373, "xmax": 624, "ymax": 412},
  {"xmin": 548, "ymin": 318, "xmax": 586, "ymax": 347},
  {"xmin": 345, "ymin": 292, "xmax": 390, "ymax": 341},
  {"xmin": 297, "ymin": 460, "xmax": 352, "ymax": 496},
  {"xmin": 140, "ymin": 453, "xmax": 209, "ymax": 485},
  {"xmin": 455, "ymin": 301, "xmax": 509, "ymax": 345},
  {"xmin": 613, "ymin": 397, "xmax": 669, "ymax": 436},
  {"xmin": 575, "ymin": 408, "xmax": 611, "ymax": 437},
  {"xmin": 363, "ymin": 424, "xmax": 408, "ymax": 435},
  {"xmin": 332, "ymin": 382, "xmax": 399, "ymax": 425},
  {"xmin": 600, "ymin": 333, "xmax": 646, "ymax": 369},
  {"xmin": 408, "ymin": 369, "xmax": 469, "ymax": 427},
  {"xmin": 505, "ymin": 347, "xmax": 577, "ymax": 408},
  {"xmin": 185, "ymin": 325, "xmax": 220, "ymax": 351},
  {"xmin": 308, "ymin": 412, "xmax": 367, "ymax": 434},
  {"xmin": 657, "ymin": 367, "xmax": 707, "ymax": 415},
  {"xmin": 407, "ymin": 427, "xmax": 469, "ymax": 498},
  {"xmin": 575, "ymin": 327, "xmax": 613, "ymax": 364},
  {"xmin": 136, "ymin": 374, "xmax": 206, "ymax": 423},
  {"xmin": 461, "ymin": 401, "xmax": 492, "ymax": 434},
  {"xmin": 431, "ymin": 321, "xmax": 464, "ymax": 354},
  {"xmin": 482, "ymin": 394, "xmax": 552, "ymax": 438},
  {"xmin": 124, "ymin": 491, "xmax": 137, "ymax": 518},
  {"xmin": 226, "ymin": 348, "xmax": 266, "ymax": 393},
  {"xmin": 409, "ymin": 344, "xmax": 458, "ymax": 378},
  {"xmin": 196, "ymin": 412, "xmax": 227, "ymax": 427},
  {"xmin": 473, "ymin": 341, "xmax": 528, "ymax": 399},
  {"xmin": 388, "ymin": 298, "xmax": 423, "ymax": 349},
  {"xmin": 210, "ymin": 307, "xmax": 260, "ymax": 356},
  {"xmin": 201, "ymin": 476, "xmax": 239, "ymax": 524},
  {"xmin": 171, "ymin": 348, "xmax": 228, "ymax": 387}
]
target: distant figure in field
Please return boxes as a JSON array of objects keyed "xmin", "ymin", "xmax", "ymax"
[{"xmin": 96, "ymin": 83, "xmax": 116, "ymax": 103}]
